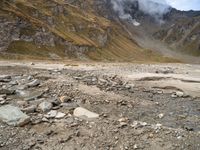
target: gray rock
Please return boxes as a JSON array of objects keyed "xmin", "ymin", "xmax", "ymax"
[
  {"xmin": 9, "ymin": 80, "xmax": 18, "ymax": 86},
  {"xmin": 27, "ymin": 76, "xmax": 33, "ymax": 80},
  {"xmin": 22, "ymin": 105, "xmax": 37, "ymax": 114},
  {"xmin": 0, "ymin": 88, "xmax": 15, "ymax": 95},
  {"xmin": 27, "ymin": 79, "xmax": 40, "ymax": 87},
  {"xmin": 24, "ymin": 91, "xmax": 44, "ymax": 101},
  {"xmin": 73, "ymin": 107, "xmax": 99, "ymax": 119},
  {"xmin": 55, "ymin": 112, "xmax": 66, "ymax": 119},
  {"xmin": 60, "ymin": 102, "xmax": 78, "ymax": 109},
  {"xmin": 0, "ymin": 105, "xmax": 30, "ymax": 126},
  {"xmin": 0, "ymin": 75, "xmax": 11, "ymax": 82},
  {"xmin": 45, "ymin": 110, "xmax": 57, "ymax": 118},
  {"xmin": 16, "ymin": 85, "xmax": 28, "ymax": 90},
  {"xmin": 38, "ymin": 101, "xmax": 53, "ymax": 112}
]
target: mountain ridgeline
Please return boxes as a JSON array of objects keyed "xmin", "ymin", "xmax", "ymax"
[{"xmin": 0, "ymin": 0, "xmax": 199, "ymax": 62}]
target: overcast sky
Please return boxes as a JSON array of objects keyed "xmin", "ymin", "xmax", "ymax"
[{"xmin": 166, "ymin": 0, "xmax": 200, "ymax": 10}]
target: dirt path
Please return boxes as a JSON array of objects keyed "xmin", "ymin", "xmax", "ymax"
[{"xmin": 0, "ymin": 61, "xmax": 199, "ymax": 150}]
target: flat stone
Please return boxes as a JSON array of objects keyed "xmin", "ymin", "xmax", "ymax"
[
  {"xmin": 0, "ymin": 88, "xmax": 15, "ymax": 95},
  {"xmin": 0, "ymin": 105, "xmax": 30, "ymax": 126},
  {"xmin": 61, "ymin": 102, "xmax": 78, "ymax": 109},
  {"xmin": 73, "ymin": 107, "xmax": 99, "ymax": 119},
  {"xmin": 23, "ymin": 91, "xmax": 44, "ymax": 101},
  {"xmin": 38, "ymin": 101, "xmax": 53, "ymax": 112},
  {"xmin": 45, "ymin": 110, "xmax": 65, "ymax": 119},
  {"xmin": 9, "ymin": 80, "xmax": 18, "ymax": 86},
  {"xmin": 46, "ymin": 110, "xmax": 57, "ymax": 118},
  {"xmin": 22, "ymin": 105, "xmax": 37, "ymax": 114},
  {"xmin": 27, "ymin": 79, "xmax": 40, "ymax": 87},
  {"xmin": 55, "ymin": 112, "xmax": 66, "ymax": 119},
  {"xmin": 0, "ymin": 75, "xmax": 11, "ymax": 82}
]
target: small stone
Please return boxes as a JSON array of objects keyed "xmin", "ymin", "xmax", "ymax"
[
  {"xmin": 171, "ymin": 91, "xmax": 184, "ymax": 98},
  {"xmin": 152, "ymin": 123, "xmax": 162, "ymax": 130},
  {"xmin": 157, "ymin": 90, "xmax": 163, "ymax": 94},
  {"xmin": 42, "ymin": 117, "xmax": 49, "ymax": 122},
  {"xmin": 55, "ymin": 112, "xmax": 66, "ymax": 119},
  {"xmin": 171, "ymin": 93, "xmax": 178, "ymax": 98},
  {"xmin": 0, "ymin": 75, "xmax": 11, "ymax": 82},
  {"xmin": 46, "ymin": 110, "xmax": 57, "ymax": 118},
  {"xmin": 0, "ymin": 105, "xmax": 30, "ymax": 126},
  {"xmin": 38, "ymin": 102, "xmax": 53, "ymax": 112},
  {"xmin": 22, "ymin": 105, "xmax": 37, "ymax": 114},
  {"xmin": 118, "ymin": 117, "xmax": 129, "ymax": 123},
  {"xmin": 119, "ymin": 122, "xmax": 128, "ymax": 127},
  {"xmin": 61, "ymin": 102, "xmax": 79, "ymax": 109},
  {"xmin": 158, "ymin": 113, "xmax": 164, "ymax": 119},
  {"xmin": 134, "ymin": 144, "xmax": 138, "ymax": 149},
  {"xmin": 24, "ymin": 91, "xmax": 44, "ymax": 101},
  {"xmin": 0, "ymin": 88, "xmax": 15, "ymax": 95},
  {"xmin": 27, "ymin": 79, "xmax": 40, "ymax": 87},
  {"xmin": 27, "ymin": 76, "xmax": 33, "ymax": 80},
  {"xmin": 0, "ymin": 95, "xmax": 6, "ymax": 99},
  {"xmin": 176, "ymin": 91, "xmax": 184, "ymax": 97},
  {"xmin": 9, "ymin": 80, "xmax": 18, "ymax": 86},
  {"xmin": 131, "ymin": 121, "xmax": 139, "ymax": 128},
  {"xmin": 59, "ymin": 96, "xmax": 71, "ymax": 103},
  {"xmin": 140, "ymin": 122, "xmax": 148, "ymax": 126},
  {"xmin": 149, "ymin": 133, "xmax": 154, "ymax": 138},
  {"xmin": 0, "ymin": 100, "xmax": 6, "ymax": 105},
  {"xmin": 73, "ymin": 107, "xmax": 99, "ymax": 119},
  {"xmin": 177, "ymin": 136, "xmax": 182, "ymax": 139}
]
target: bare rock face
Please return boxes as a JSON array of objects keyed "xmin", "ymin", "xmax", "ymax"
[{"xmin": 0, "ymin": 105, "xmax": 30, "ymax": 126}]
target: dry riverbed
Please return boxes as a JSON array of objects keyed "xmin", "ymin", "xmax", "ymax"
[{"xmin": 0, "ymin": 61, "xmax": 199, "ymax": 150}]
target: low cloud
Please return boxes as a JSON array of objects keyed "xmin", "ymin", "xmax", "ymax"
[{"xmin": 110, "ymin": 0, "xmax": 171, "ymax": 24}]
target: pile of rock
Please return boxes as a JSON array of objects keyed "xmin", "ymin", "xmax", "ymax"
[
  {"xmin": 74, "ymin": 74, "xmax": 135, "ymax": 92},
  {"xmin": 0, "ymin": 74, "xmax": 100, "ymax": 127}
]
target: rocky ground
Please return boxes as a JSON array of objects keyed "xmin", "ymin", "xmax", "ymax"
[{"xmin": 0, "ymin": 61, "xmax": 200, "ymax": 150}]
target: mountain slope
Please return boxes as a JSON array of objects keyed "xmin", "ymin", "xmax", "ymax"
[
  {"xmin": 116, "ymin": 0, "xmax": 200, "ymax": 57},
  {"xmin": 154, "ymin": 9, "xmax": 200, "ymax": 56},
  {"xmin": 0, "ymin": 0, "xmax": 177, "ymax": 62}
]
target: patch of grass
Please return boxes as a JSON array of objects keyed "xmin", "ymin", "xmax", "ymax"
[{"xmin": 7, "ymin": 40, "xmax": 66, "ymax": 58}]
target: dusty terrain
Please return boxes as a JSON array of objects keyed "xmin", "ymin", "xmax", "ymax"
[{"xmin": 0, "ymin": 61, "xmax": 200, "ymax": 150}]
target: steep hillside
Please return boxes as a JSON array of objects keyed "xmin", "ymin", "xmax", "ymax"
[
  {"xmin": 116, "ymin": 0, "xmax": 200, "ymax": 57},
  {"xmin": 154, "ymin": 9, "xmax": 200, "ymax": 56},
  {"xmin": 0, "ymin": 0, "xmax": 174, "ymax": 62}
]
